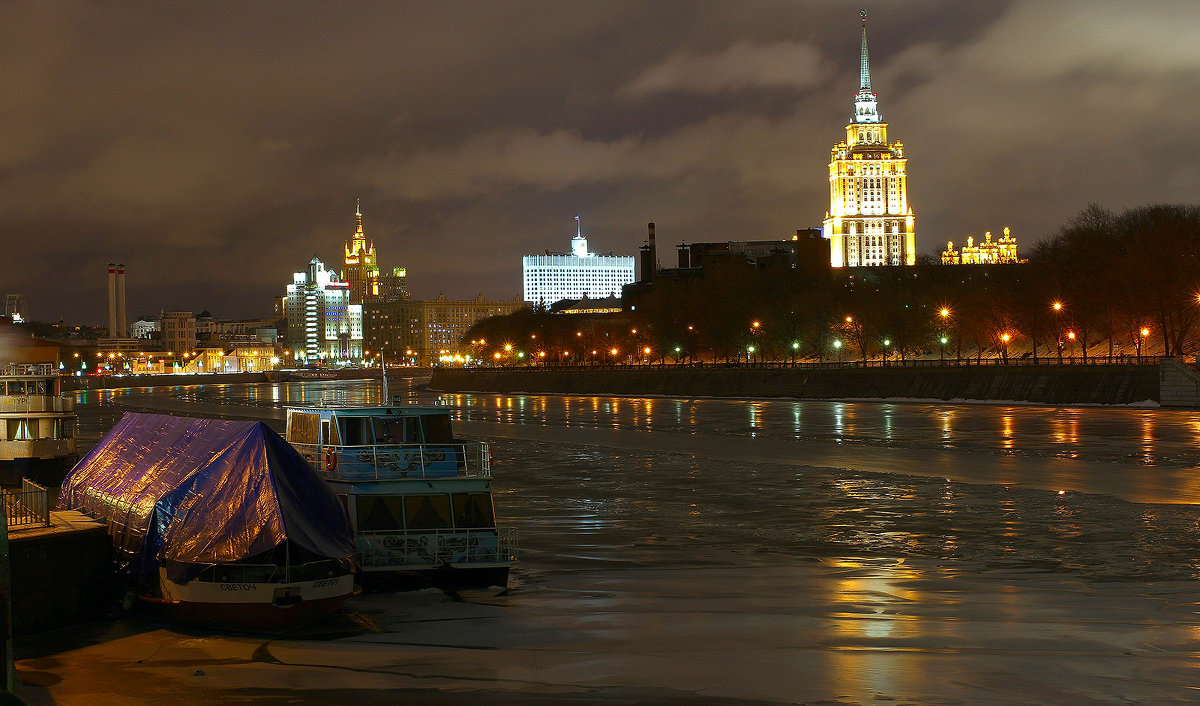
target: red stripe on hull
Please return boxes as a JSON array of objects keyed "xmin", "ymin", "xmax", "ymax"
[{"xmin": 138, "ymin": 593, "xmax": 352, "ymax": 632}]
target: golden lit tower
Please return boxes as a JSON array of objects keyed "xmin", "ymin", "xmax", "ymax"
[
  {"xmin": 822, "ymin": 10, "xmax": 916, "ymax": 267},
  {"xmin": 342, "ymin": 199, "xmax": 379, "ymax": 305}
]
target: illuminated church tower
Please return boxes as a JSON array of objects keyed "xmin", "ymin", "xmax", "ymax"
[
  {"xmin": 342, "ymin": 200, "xmax": 380, "ymax": 305},
  {"xmin": 822, "ymin": 11, "xmax": 916, "ymax": 267}
]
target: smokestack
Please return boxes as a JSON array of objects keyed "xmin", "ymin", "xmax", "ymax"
[
  {"xmin": 639, "ymin": 221, "xmax": 657, "ymax": 284},
  {"xmin": 116, "ymin": 264, "xmax": 127, "ymax": 338},
  {"xmin": 107, "ymin": 263, "xmax": 117, "ymax": 339}
]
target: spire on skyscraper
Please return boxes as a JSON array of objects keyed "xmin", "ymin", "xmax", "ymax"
[
  {"xmin": 852, "ymin": 9, "xmax": 881, "ymax": 124},
  {"xmin": 859, "ymin": 10, "xmax": 872, "ymax": 91}
]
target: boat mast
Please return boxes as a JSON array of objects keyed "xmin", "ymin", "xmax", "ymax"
[{"xmin": 380, "ymin": 350, "xmax": 389, "ymax": 404}]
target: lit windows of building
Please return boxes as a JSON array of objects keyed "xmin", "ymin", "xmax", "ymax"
[
  {"xmin": 522, "ymin": 218, "xmax": 635, "ymax": 306},
  {"xmin": 285, "ymin": 256, "xmax": 363, "ymax": 362},
  {"xmin": 822, "ymin": 11, "xmax": 916, "ymax": 268},
  {"xmin": 365, "ymin": 294, "xmax": 527, "ymax": 366},
  {"xmin": 941, "ymin": 227, "xmax": 1024, "ymax": 265},
  {"xmin": 160, "ymin": 311, "xmax": 197, "ymax": 353}
]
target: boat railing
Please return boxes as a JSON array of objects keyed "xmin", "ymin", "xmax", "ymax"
[
  {"xmin": 192, "ymin": 558, "xmax": 349, "ymax": 584},
  {"xmin": 0, "ymin": 363, "xmax": 55, "ymax": 377},
  {"xmin": 3, "ymin": 479, "xmax": 51, "ymax": 529},
  {"xmin": 357, "ymin": 527, "xmax": 519, "ymax": 568},
  {"xmin": 296, "ymin": 441, "xmax": 493, "ymax": 480}
]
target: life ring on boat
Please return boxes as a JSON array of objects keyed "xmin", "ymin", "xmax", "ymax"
[{"xmin": 324, "ymin": 448, "xmax": 338, "ymax": 471}]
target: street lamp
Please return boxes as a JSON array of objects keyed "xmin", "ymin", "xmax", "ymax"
[
  {"xmin": 882, "ymin": 339, "xmax": 891, "ymax": 365},
  {"xmin": 1135, "ymin": 327, "xmax": 1149, "ymax": 360},
  {"xmin": 939, "ymin": 336, "xmax": 948, "ymax": 363},
  {"xmin": 1000, "ymin": 333, "xmax": 1011, "ymax": 363},
  {"xmin": 833, "ymin": 339, "xmax": 842, "ymax": 363},
  {"xmin": 1052, "ymin": 301, "xmax": 1064, "ymax": 362}
]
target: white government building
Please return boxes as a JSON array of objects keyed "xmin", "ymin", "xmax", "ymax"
[{"xmin": 522, "ymin": 219, "xmax": 635, "ymax": 306}]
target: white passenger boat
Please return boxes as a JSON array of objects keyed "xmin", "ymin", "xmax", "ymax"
[
  {"xmin": 0, "ymin": 362, "xmax": 76, "ymax": 485},
  {"xmin": 285, "ymin": 402, "xmax": 517, "ymax": 589}
]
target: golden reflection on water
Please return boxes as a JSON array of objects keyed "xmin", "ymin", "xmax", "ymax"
[
  {"xmin": 999, "ymin": 413, "xmax": 1014, "ymax": 450},
  {"xmin": 939, "ymin": 408, "xmax": 955, "ymax": 446},
  {"xmin": 1140, "ymin": 414, "xmax": 1155, "ymax": 464},
  {"xmin": 825, "ymin": 559, "xmax": 933, "ymax": 697},
  {"xmin": 748, "ymin": 402, "xmax": 763, "ymax": 436}
]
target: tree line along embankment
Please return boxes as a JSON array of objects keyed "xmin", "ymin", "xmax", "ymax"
[{"xmin": 430, "ymin": 363, "xmax": 1174, "ymax": 406}]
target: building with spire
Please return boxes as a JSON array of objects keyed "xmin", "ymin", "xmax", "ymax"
[
  {"xmin": 521, "ymin": 216, "xmax": 636, "ymax": 306},
  {"xmin": 341, "ymin": 201, "xmax": 408, "ymax": 306},
  {"xmin": 822, "ymin": 11, "xmax": 916, "ymax": 267},
  {"xmin": 342, "ymin": 200, "xmax": 379, "ymax": 305}
]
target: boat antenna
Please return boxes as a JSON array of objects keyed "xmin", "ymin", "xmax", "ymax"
[{"xmin": 380, "ymin": 350, "xmax": 389, "ymax": 403}]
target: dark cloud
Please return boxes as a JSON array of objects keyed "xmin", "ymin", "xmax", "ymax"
[{"xmin": 0, "ymin": 0, "xmax": 1194, "ymax": 323}]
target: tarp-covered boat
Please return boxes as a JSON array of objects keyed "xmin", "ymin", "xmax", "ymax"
[{"xmin": 59, "ymin": 412, "xmax": 357, "ymax": 630}]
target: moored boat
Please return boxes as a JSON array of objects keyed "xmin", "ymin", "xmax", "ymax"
[
  {"xmin": 285, "ymin": 402, "xmax": 517, "ymax": 589},
  {"xmin": 59, "ymin": 412, "xmax": 357, "ymax": 631},
  {"xmin": 0, "ymin": 362, "xmax": 77, "ymax": 486}
]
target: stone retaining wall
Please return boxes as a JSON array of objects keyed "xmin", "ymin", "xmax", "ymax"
[{"xmin": 431, "ymin": 364, "xmax": 1162, "ymax": 405}]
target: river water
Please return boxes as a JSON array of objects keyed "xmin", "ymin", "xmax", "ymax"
[{"xmin": 18, "ymin": 379, "xmax": 1200, "ymax": 704}]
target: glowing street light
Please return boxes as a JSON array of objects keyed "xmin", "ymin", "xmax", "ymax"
[{"xmin": 1135, "ymin": 327, "xmax": 1150, "ymax": 360}]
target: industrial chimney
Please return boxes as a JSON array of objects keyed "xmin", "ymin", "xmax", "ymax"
[
  {"xmin": 107, "ymin": 263, "xmax": 117, "ymax": 339},
  {"xmin": 116, "ymin": 263, "xmax": 127, "ymax": 338},
  {"xmin": 106, "ymin": 263, "xmax": 128, "ymax": 339},
  {"xmin": 639, "ymin": 221, "xmax": 657, "ymax": 284}
]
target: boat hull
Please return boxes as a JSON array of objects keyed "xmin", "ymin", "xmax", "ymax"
[
  {"xmin": 361, "ymin": 564, "xmax": 510, "ymax": 592},
  {"xmin": 140, "ymin": 572, "xmax": 356, "ymax": 632}
]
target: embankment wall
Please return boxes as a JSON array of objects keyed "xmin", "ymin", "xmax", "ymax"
[
  {"xmin": 9, "ymin": 524, "xmax": 111, "ymax": 635},
  {"xmin": 430, "ymin": 364, "xmax": 1162, "ymax": 405}
]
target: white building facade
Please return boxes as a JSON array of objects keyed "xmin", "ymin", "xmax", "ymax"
[
  {"xmin": 285, "ymin": 256, "xmax": 363, "ymax": 362},
  {"xmin": 822, "ymin": 12, "xmax": 916, "ymax": 267},
  {"xmin": 522, "ymin": 224, "xmax": 635, "ymax": 306}
]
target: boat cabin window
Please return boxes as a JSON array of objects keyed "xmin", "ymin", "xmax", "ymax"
[
  {"xmin": 421, "ymin": 414, "xmax": 454, "ymax": 444},
  {"xmin": 6, "ymin": 381, "xmax": 26, "ymax": 395},
  {"xmin": 356, "ymin": 496, "xmax": 404, "ymax": 531},
  {"xmin": 404, "ymin": 495, "xmax": 453, "ymax": 530},
  {"xmin": 372, "ymin": 416, "xmax": 420, "ymax": 444},
  {"xmin": 354, "ymin": 493, "xmax": 492, "ymax": 531},
  {"xmin": 287, "ymin": 412, "xmax": 320, "ymax": 444},
  {"xmin": 452, "ymin": 493, "xmax": 496, "ymax": 528},
  {"xmin": 339, "ymin": 416, "xmax": 368, "ymax": 446}
]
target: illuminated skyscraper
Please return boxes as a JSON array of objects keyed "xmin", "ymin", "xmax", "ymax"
[
  {"xmin": 341, "ymin": 201, "xmax": 408, "ymax": 304},
  {"xmin": 822, "ymin": 11, "xmax": 916, "ymax": 267},
  {"xmin": 342, "ymin": 201, "xmax": 380, "ymax": 305}
]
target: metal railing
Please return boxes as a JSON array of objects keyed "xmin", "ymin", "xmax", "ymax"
[
  {"xmin": 358, "ymin": 527, "xmax": 518, "ymax": 568},
  {"xmin": 192, "ymin": 558, "xmax": 350, "ymax": 584},
  {"xmin": 0, "ymin": 363, "xmax": 55, "ymax": 377},
  {"xmin": 295, "ymin": 441, "xmax": 492, "ymax": 480},
  {"xmin": 3, "ymin": 479, "xmax": 50, "ymax": 529},
  {"xmin": 491, "ymin": 354, "xmax": 1170, "ymax": 371}
]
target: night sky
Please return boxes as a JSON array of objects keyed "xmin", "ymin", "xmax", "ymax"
[{"xmin": 3, "ymin": 1, "xmax": 1197, "ymax": 324}]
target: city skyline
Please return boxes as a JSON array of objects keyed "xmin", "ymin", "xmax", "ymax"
[{"xmin": 1, "ymin": 2, "xmax": 1197, "ymax": 323}]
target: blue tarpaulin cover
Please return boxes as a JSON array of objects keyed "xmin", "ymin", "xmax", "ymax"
[{"xmin": 59, "ymin": 413, "xmax": 354, "ymax": 582}]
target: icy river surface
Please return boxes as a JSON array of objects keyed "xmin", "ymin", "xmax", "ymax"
[{"xmin": 20, "ymin": 379, "xmax": 1200, "ymax": 704}]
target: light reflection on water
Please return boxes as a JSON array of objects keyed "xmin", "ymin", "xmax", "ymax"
[{"xmin": 69, "ymin": 379, "xmax": 1200, "ymax": 587}]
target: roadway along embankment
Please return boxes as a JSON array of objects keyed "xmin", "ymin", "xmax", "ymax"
[{"xmin": 430, "ymin": 363, "xmax": 1161, "ymax": 405}]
